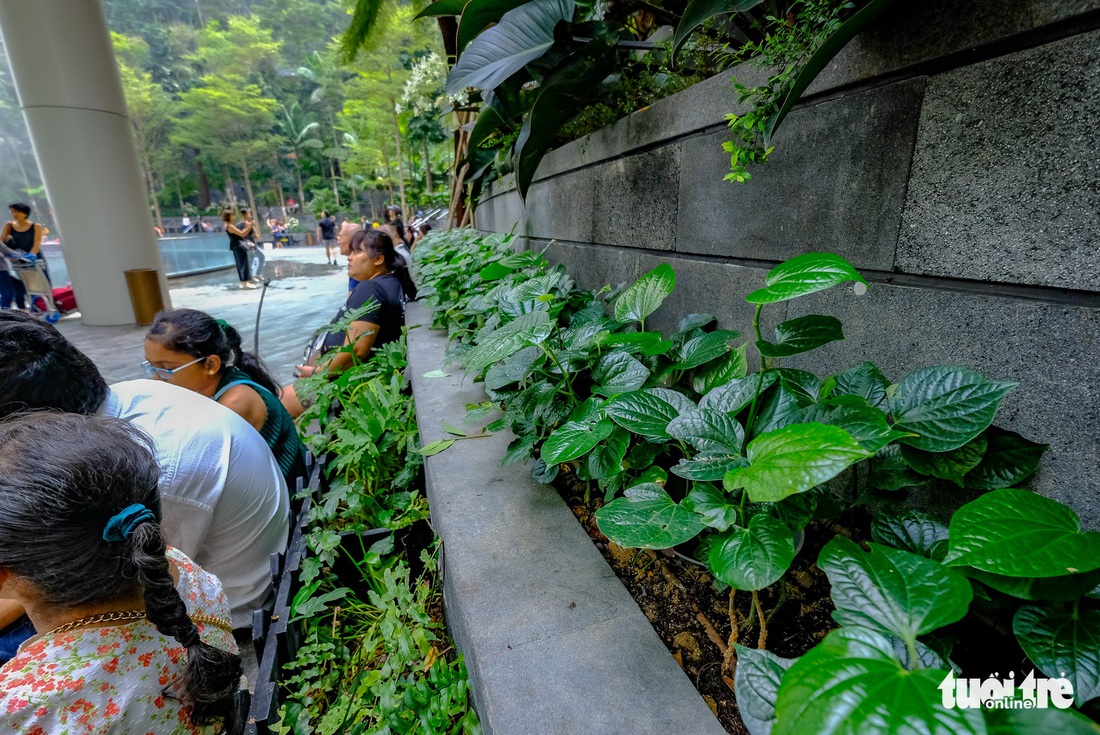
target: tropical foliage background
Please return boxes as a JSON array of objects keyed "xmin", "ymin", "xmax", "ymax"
[{"xmin": 0, "ymin": 0, "xmax": 454, "ymax": 228}]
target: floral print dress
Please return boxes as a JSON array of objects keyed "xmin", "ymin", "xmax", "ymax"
[{"xmin": 0, "ymin": 548, "xmax": 238, "ymax": 734}]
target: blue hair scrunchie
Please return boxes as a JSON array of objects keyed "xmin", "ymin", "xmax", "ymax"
[{"xmin": 103, "ymin": 503, "xmax": 156, "ymax": 542}]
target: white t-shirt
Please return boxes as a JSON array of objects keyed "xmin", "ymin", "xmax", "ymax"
[{"xmin": 101, "ymin": 379, "xmax": 290, "ymax": 627}]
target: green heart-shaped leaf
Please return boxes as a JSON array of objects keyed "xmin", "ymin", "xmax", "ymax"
[
  {"xmin": 594, "ymin": 483, "xmax": 705, "ymax": 549},
  {"xmin": 605, "ymin": 389, "xmax": 684, "ymax": 442},
  {"xmin": 967, "ymin": 568, "xmax": 1100, "ymax": 602},
  {"xmin": 725, "ymin": 423, "xmax": 873, "ymax": 503},
  {"xmin": 587, "ymin": 426, "xmax": 630, "ymax": 481},
  {"xmin": 963, "ymin": 427, "xmax": 1049, "ymax": 490},
  {"xmin": 752, "ymin": 384, "xmax": 814, "ymax": 437},
  {"xmin": 774, "ymin": 628, "xmax": 982, "ymax": 735},
  {"xmin": 681, "ymin": 484, "xmax": 739, "ymax": 531},
  {"xmin": 871, "ymin": 509, "xmax": 949, "ymax": 559},
  {"xmin": 479, "ymin": 260, "xmax": 515, "ymax": 282},
  {"xmin": 758, "ymin": 315, "xmax": 844, "ymax": 358},
  {"xmin": 945, "ymin": 488, "xmax": 1100, "ymax": 578},
  {"xmin": 709, "ymin": 514, "xmax": 795, "ymax": 590},
  {"xmin": 733, "ymin": 643, "xmax": 794, "ymax": 735},
  {"xmin": 676, "ymin": 313, "xmax": 717, "ymax": 333},
  {"xmin": 667, "ymin": 409, "xmax": 744, "ymax": 454},
  {"xmin": 670, "ymin": 453, "xmax": 748, "ymax": 481},
  {"xmin": 530, "ymin": 457, "xmax": 558, "ymax": 484},
  {"xmin": 602, "ymin": 331, "xmax": 674, "ymax": 356},
  {"xmin": 1014, "ymin": 601, "xmax": 1100, "ymax": 706},
  {"xmin": 614, "ymin": 262, "xmax": 676, "ymax": 323},
  {"xmin": 820, "ymin": 538, "xmax": 972, "ymax": 647},
  {"xmin": 592, "ymin": 351, "xmax": 650, "ymax": 396},
  {"xmin": 900, "ymin": 435, "xmax": 988, "ymax": 487},
  {"xmin": 828, "ymin": 361, "xmax": 890, "ymax": 408},
  {"xmin": 799, "ymin": 397, "xmax": 913, "ymax": 452},
  {"xmin": 463, "ymin": 310, "xmax": 553, "ymax": 374},
  {"xmin": 699, "ymin": 371, "xmax": 778, "ymax": 415},
  {"xmin": 745, "ymin": 252, "xmax": 868, "ymax": 305},
  {"xmin": 674, "ymin": 329, "xmax": 742, "ymax": 369},
  {"xmin": 541, "ymin": 419, "xmax": 614, "ymax": 465},
  {"xmin": 692, "ymin": 343, "xmax": 749, "ymax": 394},
  {"xmin": 891, "ymin": 366, "xmax": 1016, "ymax": 452},
  {"xmin": 868, "ymin": 444, "xmax": 932, "ymax": 492}
]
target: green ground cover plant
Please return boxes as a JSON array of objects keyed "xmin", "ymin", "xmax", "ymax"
[
  {"xmin": 279, "ymin": 334, "xmax": 482, "ymax": 735},
  {"xmin": 414, "ymin": 227, "xmax": 1100, "ymax": 734}
]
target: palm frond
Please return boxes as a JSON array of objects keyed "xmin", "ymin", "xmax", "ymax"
[{"xmin": 341, "ymin": 0, "xmax": 388, "ymax": 62}]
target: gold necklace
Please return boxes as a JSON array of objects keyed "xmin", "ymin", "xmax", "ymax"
[
  {"xmin": 18, "ymin": 610, "xmax": 234, "ymax": 654},
  {"xmin": 43, "ymin": 609, "xmax": 147, "ymax": 638}
]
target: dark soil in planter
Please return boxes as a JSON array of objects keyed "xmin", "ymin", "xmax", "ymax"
[
  {"xmin": 554, "ymin": 473, "xmax": 854, "ymax": 734},
  {"xmin": 553, "ymin": 470, "xmax": 1045, "ymax": 733}
]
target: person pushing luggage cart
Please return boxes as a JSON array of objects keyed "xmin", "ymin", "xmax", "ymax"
[{"xmin": 5, "ymin": 256, "xmax": 62, "ymax": 323}]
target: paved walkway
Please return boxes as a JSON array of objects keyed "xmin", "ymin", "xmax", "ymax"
[{"xmin": 55, "ymin": 246, "xmax": 350, "ymax": 384}]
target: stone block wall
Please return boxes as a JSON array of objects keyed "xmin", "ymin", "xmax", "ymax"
[{"xmin": 473, "ymin": 1, "xmax": 1100, "ymax": 527}]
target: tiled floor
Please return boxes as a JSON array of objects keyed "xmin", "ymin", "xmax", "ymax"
[{"xmin": 54, "ymin": 246, "xmax": 352, "ymax": 385}]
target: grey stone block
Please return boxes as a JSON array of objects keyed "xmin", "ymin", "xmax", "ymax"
[
  {"xmin": 523, "ymin": 146, "xmax": 681, "ymax": 251},
  {"xmin": 477, "ymin": 185, "xmax": 526, "ymax": 234},
  {"xmin": 781, "ymin": 282, "xmax": 1100, "ymax": 529},
  {"xmin": 897, "ymin": 30, "xmax": 1100, "ymax": 291},
  {"xmin": 405, "ymin": 303, "xmax": 725, "ymax": 735},
  {"xmin": 675, "ymin": 79, "xmax": 924, "ymax": 270},
  {"xmin": 809, "ymin": 0, "xmax": 1100, "ymax": 96}
]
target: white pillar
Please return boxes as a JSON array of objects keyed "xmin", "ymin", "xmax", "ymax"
[{"xmin": 0, "ymin": 0, "xmax": 171, "ymax": 325}]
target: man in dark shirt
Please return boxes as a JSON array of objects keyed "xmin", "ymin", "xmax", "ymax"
[{"xmin": 317, "ymin": 211, "xmax": 337, "ymax": 265}]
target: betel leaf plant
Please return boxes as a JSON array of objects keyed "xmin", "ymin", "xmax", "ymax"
[{"xmin": 413, "ymin": 229, "xmax": 1099, "ymax": 733}]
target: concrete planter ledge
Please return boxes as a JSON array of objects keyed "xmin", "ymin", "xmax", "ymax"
[{"xmin": 406, "ymin": 302, "xmax": 725, "ymax": 735}]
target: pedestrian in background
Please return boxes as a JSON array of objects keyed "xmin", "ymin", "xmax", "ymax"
[
  {"xmin": 318, "ymin": 210, "xmax": 337, "ymax": 265},
  {"xmin": 0, "ymin": 202, "xmax": 45, "ymax": 310},
  {"xmin": 223, "ymin": 208, "xmax": 259, "ymax": 290}
]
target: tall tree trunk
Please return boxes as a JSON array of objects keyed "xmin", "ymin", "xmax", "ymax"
[
  {"xmin": 176, "ymin": 180, "xmax": 186, "ymax": 213},
  {"xmin": 224, "ymin": 167, "xmax": 238, "ymax": 209},
  {"xmin": 143, "ymin": 158, "xmax": 163, "ymax": 231},
  {"xmin": 270, "ymin": 177, "xmax": 285, "ymax": 209},
  {"xmin": 198, "ymin": 159, "xmax": 211, "ymax": 207},
  {"xmin": 423, "ymin": 138, "xmax": 433, "ymax": 194},
  {"xmin": 390, "ymin": 100, "xmax": 408, "ymax": 217},
  {"xmin": 240, "ymin": 159, "xmax": 259, "ymax": 234},
  {"xmin": 294, "ymin": 152, "xmax": 305, "ymax": 207},
  {"xmin": 329, "ymin": 157, "xmax": 341, "ymax": 207},
  {"xmin": 368, "ymin": 191, "xmax": 378, "ymax": 221},
  {"xmin": 382, "ymin": 146, "xmax": 396, "ymax": 202}
]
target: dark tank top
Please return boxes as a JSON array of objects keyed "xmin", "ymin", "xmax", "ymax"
[{"xmin": 7, "ymin": 223, "xmax": 36, "ymax": 253}]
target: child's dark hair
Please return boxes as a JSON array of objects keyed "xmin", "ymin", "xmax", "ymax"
[
  {"xmin": 147, "ymin": 309, "xmax": 281, "ymax": 397},
  {"xmin": 0, "ymin": 413, "xmax": 242, "ymax": 730},
  {"xmin": 8, "ymin": 202, "xmax": 30, "ymax": 216}
]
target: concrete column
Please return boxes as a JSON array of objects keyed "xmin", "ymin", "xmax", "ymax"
[{"xmin": 0, "ymin": 0, "xmax": 171, "ymax": 325}]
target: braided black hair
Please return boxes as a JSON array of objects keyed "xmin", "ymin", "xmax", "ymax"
[
  {"xmin": 148, "ymin": 309, "xmax": 281, "ymax": 396},
  {"xmin": 0, "ymin": 412, "xmax": 242, "ymax": 731}
]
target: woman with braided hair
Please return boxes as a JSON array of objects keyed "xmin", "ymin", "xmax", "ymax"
[
  {"xmin": 144, "ymin": 308, "xmax": 308, "ymax": 487},
  {"xmin": 0, "ymin": 412, "xmax": 243, "ymax": 733}
]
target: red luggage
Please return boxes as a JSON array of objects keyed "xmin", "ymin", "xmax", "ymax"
[{"xmin": 53, "ymin": 285, "xmax": 77, "ymax": 313}]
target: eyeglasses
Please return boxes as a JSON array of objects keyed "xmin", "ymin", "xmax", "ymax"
[{"xmin": 140, "ymin": 356, "xmax": 206, "ymax": 380}]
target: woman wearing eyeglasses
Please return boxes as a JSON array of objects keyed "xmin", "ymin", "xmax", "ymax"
[{"xmin": 142, "ymin": 309, "xmax": 307, "ymax": 488}]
